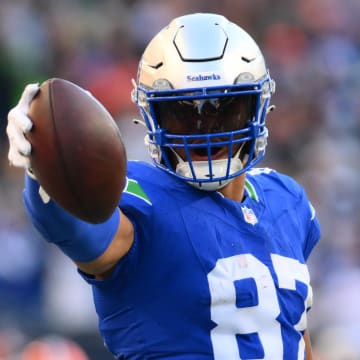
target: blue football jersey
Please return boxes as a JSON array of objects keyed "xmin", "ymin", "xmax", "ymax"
[{"xmin": 80, "ymin": 161, "xmax": 320, "ymax": 360}]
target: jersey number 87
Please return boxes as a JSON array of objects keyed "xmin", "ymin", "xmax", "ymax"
[{"xmin": 207, "ymin": 253, "xmax": 312, "ymax": 359}]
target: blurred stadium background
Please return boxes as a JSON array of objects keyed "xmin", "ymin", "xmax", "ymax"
[{"xmin": 0, "ymin": 0, "xmax": 359, "ymax": 359}]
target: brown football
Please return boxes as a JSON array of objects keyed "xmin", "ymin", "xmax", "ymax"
[{"xmin": 27, "ymin": 78, "xmax": 127, "ymax": 223}]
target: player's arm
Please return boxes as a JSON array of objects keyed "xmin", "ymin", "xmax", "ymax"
[
  {"xmin": 23, "ymin": 174, "xmax": 134, "ymax": 277},
  {"xmin": 7, "ymin": 84, "xmax": 134, "ymax": 278},
  {"xmin": 75, "ymin": 209, "xmax": 134, "ymax": 278},
  {"xmin": 304, "ymin": 329, "xmax": 313, "ymax": 360}
]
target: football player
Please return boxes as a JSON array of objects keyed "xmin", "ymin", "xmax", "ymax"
[{"xmin": 7, "ymin": 13, "xmax": 320, "ymax": 359}]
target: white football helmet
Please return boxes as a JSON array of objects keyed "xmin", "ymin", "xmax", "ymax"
[{"xmin": 132, "ymin": 13, "xmax": 275, "ymax": 191}]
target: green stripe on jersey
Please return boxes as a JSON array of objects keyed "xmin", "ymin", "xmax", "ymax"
[
  {"xmin": 124, "ymin": 178, "xmax": 152, "ymax": 205},
  {"xmin": 245, "ymin": 179, "xmax": 259, "ymax": 202}
]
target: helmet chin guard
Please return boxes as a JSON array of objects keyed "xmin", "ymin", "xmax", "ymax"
[
  {"xmin": 172, "ymin": 145, "xmax": 244, "ymax": 191},
  {"xmin": 132, "ymin": 13, "xmax": 275, "ymax": 191},
  {"xmin": 176, "ymin": 158, "xmax": 244, "ymax": 191}
]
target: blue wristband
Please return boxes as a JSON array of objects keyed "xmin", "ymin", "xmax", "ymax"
[{"xmin": 23, "ymin": 174, "xmax": 120, "ymax": 262}]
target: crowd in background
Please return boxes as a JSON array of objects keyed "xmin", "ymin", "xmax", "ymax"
[{"xmin": 0, "ymin": 0, "xmax": 359, "ymax": 359}]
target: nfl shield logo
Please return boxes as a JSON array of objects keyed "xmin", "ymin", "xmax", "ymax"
[{"xmin": 241, "ymin": 206, "xmax": 258, "ymax": 225}]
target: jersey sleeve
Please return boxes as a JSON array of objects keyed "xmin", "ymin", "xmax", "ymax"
[
  {"xmin": 250, "ymin": 168, "xmax": 321, "ymax": 261},
  {"xmin": 272, "ymin": 170, "xmax": 321, "ymax": 261},
  {"xmin": 296, "ymin": 187, "xmax": 321, "ymax": 260}
]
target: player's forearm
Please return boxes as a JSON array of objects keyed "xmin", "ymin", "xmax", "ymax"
[{"xmin": 23, "ymin": 173, "xmax": 120, "ymax": 262}]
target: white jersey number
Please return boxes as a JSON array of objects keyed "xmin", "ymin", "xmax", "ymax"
[{"xmin": 207, "ymin": 254, "xmax": 311, "ymax": 359}]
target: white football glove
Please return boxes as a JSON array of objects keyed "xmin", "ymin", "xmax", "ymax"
[
  {"xmin": 7, "ymin": 83, "xmax": 39, "ymax": 169},
  {"xmin": 7, "ymin": 83, "xmax": 50, "ymax": 203}
]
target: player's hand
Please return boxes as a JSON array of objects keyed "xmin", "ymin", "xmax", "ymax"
[
  {"xmin": 6, "ymin": 83, "xmax": 50, "ymax": 202},
  {"xmin": 7, "ymin": 83, "xmax": 39, "ymax": 170}
]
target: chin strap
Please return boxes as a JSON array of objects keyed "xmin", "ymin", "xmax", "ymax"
[{"xmin": 175, "ymin": 146, "xmax": 245, "ymax": 191}]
